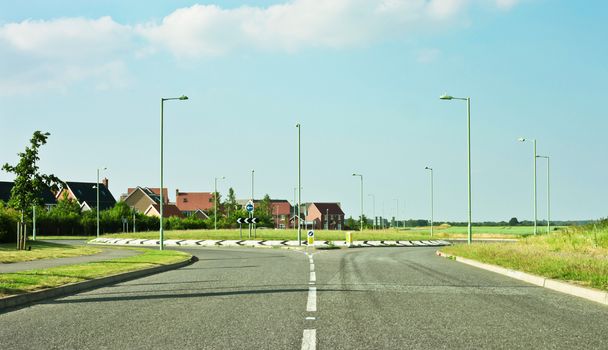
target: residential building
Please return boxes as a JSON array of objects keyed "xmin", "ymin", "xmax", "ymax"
[
  {"xmin": 144, "ymin": 203, "xmax": 184, "ymax": 218},
  {"xmin": 56, "ymin": 178, "xmax": 116, "ymax": 211},
  {"xmin": 0, "ymin": 181, "xmax": 57, "ymax": 209},
  {"xmin": 237, "ymin": 198, "xmax": 293, "ymax": 229},
  {"xmin": 306, "ymin": 202, "xmax": 345, "ymax": 230},
  {"xmin": 122, "ymin": 187, "xmax": 167, "ymax": 213},
  {"xmin": 175, "ymin": 189, "xmax": 213, "ymax": 217}
]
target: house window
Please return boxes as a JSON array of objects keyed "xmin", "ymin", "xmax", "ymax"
[{"xmin": 183, "ymin": 198, "xmax": 188, "ymax": 203}]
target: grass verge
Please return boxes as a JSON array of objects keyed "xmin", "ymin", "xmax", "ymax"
[
  {"xmin": 440, "ymin": 224, "xmax": 608, "ymax": 291},
  {"xmin": 0, "ymin": 249, "xmax": 190, "ymax": 297},
  {"xmin": 99, "ymin": 226, "xmax": 538, "ymax": 242},
  {"xmin": 0, "ymin": 241, "xmax": 101, "ymax": 264}
]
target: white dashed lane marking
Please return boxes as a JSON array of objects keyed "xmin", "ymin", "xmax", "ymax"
[{"xmin": 301, "ymin": 329, "xmax": 316, "ymax": 350}]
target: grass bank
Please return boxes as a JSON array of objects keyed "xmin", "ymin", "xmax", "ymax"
[
  {"xmin": 0, "ymin": 241, "xmax": 101, "ymax": 264},
  {"xmin": 441, "ymin": 223, "xmax": 608, "ymax": 291},
  {"xmin": 100, "ymin": 226, "xmax": 538, "ymax": 242},
  {"xmin": 0, "ymin": 249, "xmax": 190, "ymax": 297}
]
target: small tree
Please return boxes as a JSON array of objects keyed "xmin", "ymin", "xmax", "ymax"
[
  {"xmin": 509, "ymin": 217, "xmax": 519, "ymax": 226},
  {"xmin": 2, "ymin": 131, "xmax": 62, "ymax": 216}
]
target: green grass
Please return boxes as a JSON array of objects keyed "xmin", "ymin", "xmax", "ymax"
[
  {"xmin": 440, "ymin": 225, "xmax": 608, "ymax": 291},
  {"xmin": 0, "ymin": 249, "xmax": 191, "ymax": 297},
  {"xmin": 35, "ymin": 236, "xmax": 92, "ymax": 240},
  {"xmin": 0, "ymin": 241, "xmax": 102, "ymax": 264},
  {"xmin": 100, "ymin": 226, "xmax": 539, "ymax": 242}
]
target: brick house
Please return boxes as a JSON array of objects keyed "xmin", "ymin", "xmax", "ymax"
[
  {"xmin": 237, "ymin": 199, "xmax": 293, "ymax": 229},
  {"xmin": 144, "ymin": 203, "xmax": 184, "ymax": 218},
  {"xmin": 175, "ymin": 189, "xmax": 213, "ymax": 217},
  {"xmin": 122, "ymin": 187, "xmax": 168, "ymax": 213},
  {"xmin": 306, "ymin": 202, "xmax": 345, "ymax": 230}
]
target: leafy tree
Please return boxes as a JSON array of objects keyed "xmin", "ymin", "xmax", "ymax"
[
  {"xmin": 509, "ymin": 217, "xmax": 519, "ymax": 226},
  {"xmin": 2, "ymin": 131, "xmax": 62, "ymax": 216}
]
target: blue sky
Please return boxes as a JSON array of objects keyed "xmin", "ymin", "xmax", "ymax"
[{"xmin": 1, "ymin": 0, "xmax": 606, "ymax": 222}]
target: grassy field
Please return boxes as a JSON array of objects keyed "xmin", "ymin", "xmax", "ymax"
[
  {"xmin": 100, "ymin": 226, "xmax": 540, "ymax": 242},
  {"xmin": 441, "ymin": 224, "xmax": 608, "ymax": 291},
  {"xmin": 0, "ymin": 249, "xmax": 191, "ymax": 297},
  {"xmin": 0, "ymin": 241, "xmax": 101, "ymax": 264}
]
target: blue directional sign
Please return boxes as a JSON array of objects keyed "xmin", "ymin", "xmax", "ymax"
[
  {"xmin": 307, "ymin": 230, "xmax": 314, "ymax": 237},
  {"xmin": 246, "ymin": 200, "xmax": 254, "ymax": 213}
]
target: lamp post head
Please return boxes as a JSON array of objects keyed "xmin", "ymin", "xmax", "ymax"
[
  {"xmin": 296, "ymin": 123, "xmax": 300, "ymax": 128},
  {"xmin": 425, "ymin": 166, "xmax": 432, "ymax": 170},
  {"xmin": 517, "ymin": 137, "xmax": 526, "ymax": 142},
  {"xmin": 439, "ymin": 94, "xmax": 453, "ymax": 100},
  {"xmin": 178, "ymin": 95, "xmax": 188, "ymax": 100}
]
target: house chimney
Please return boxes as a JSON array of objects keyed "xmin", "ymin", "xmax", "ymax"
[
  {"xmin": 102, "ymin": 178, "xmax": 109, "ymax": 189},
  {"xmin": 176, "ymin": 189, "xmax": 180, "ymax": 199}
]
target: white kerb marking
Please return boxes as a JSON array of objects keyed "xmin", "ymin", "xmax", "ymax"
[
  {"xmin": 307, "ymin": 287, "xmax": 317, "ymax": 312},
  {"xmin": 301, "ymin": 329, "xmax": 316, "ymax": 350},
  {"xmin": 310, "ymin": 271, "xmax": 316, "ymax": 282}
]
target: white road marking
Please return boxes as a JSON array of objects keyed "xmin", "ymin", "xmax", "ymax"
[
  {"xmin": 310, "ymin": 271, "xmax": 316, "ymax": 282},
  {"xmin": 301, "ymin": 329, "xmax": 316, "ymax": 350},
  {"xmin": 310, "ymin": 263, "xmax": 315, "ymax": 271},
  {"xmin": 306, "ymin": 317, "xmax": 316, "ymax": 320},
  {"xmin": 307, "ymin": 287, "xmax": 317, "ymax": 312}
]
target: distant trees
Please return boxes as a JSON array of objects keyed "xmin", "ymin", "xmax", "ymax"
[{"xmin": 509, "ymin": 217, "xmax": 520, "ymax": 226}]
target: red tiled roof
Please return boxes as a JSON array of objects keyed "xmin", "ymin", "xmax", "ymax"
[
  {"xmin": 148, "ymin": 203, "xmax": 184, "ymax": 218},
  {"xmin": 310, "ymin": 202, "xmax": 344, "ymax": 215},
  {"xmin": 175, "ymin": 192, "xmax": 214, "ymax": 211}
]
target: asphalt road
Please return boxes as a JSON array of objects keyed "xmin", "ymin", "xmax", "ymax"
[{"xmin": 1, "ymin": 246, "xmax": 607, "ymax": 349}]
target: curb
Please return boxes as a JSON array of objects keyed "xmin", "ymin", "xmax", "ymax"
[
  {"xmin": 0, "ymin": 256, "xmax": 194, "ymax": 312},
  {"xmin": 436, "ymin": 250, "xmax": 608, "ymax": 306}
]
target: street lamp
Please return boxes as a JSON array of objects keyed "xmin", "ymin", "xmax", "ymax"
[
  {"xmin": 368, "ymin": 194, "xmax": 375, "ymax": 230},
  {"xmin": 160, "ymin": 95, "xmax": 188, "ymax": 250},
  {"xmin": 518, "ymin": 137, "xmax": 538, "ymax": 235},
  {"xmin": 537, "ymin": 155, "xmax": 551, "ymax": 233},
  {"xmin": 352, "ymin": 173, "xmax": 363, "ymax": 231},
  {"xmin": 440, "ymin": 93, "xmax": 472, "ymax": 244},
  {"xmin": 425, "ymin": 166, "xmax": 434, "ymax": 237},
  {"xmin": 214, "ymin": 176, "xmax": 225, "ymax": 230},
  {"xmin": 96, "ymin": 167, "xmax": 107, "ymax": 238},
  {"xmin": 296, "ymin": 123, "xmax": 302, "ymax": 245}
]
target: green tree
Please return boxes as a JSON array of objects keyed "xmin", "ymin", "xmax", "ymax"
[
  {"xmin": 2, "ymin": 131, "xmax": 62, "ymax": 216},
  {"xmin": 509, "ymin": 217, "xmax": 519, "ymax": 226}
]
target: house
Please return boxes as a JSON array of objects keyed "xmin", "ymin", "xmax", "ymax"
[
  {"xmin": 237, "ymin": 198, "xmax": 293, "ymax": 229},
  {"xmin": 56, "ymin": 178, "xmax": 116, "ymax": 211},
  {"xmin": 174, "ymin": 189, "xmax": 213, "ymax": 217},
  {"xmin": 122, "ymin": 187, "xmax": 168, "ymax": 213},
  {"xmin": 306, "ymin": 202, "xmax": 345, "ymax": 230},
  {"xmin": 144, "ymin": 203, "xmax": 184, "ymax": 218},
  {"xmin": 0, "ymin": 181, "xmax": 57, "ymax": 209}
]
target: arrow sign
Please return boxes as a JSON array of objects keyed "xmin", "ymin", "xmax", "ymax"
[
  {"xmin": 245, "ymin": 200, "xmax": 254, "ymax": 213},
  {"xmin": 307, "ymin": 230, "xmax": 314, "ymax": 237},
  {"xmin": 237, "ymin": 217, "xmax": 258, "ymax": 224}
]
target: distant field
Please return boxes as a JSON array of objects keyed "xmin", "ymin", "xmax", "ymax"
[
  {"xmin": 441, "ymin": 225, "xmax": 608, "ymax": 291},
  {"xmin": 99, "ymin": 226, "xmax": 547, "ymax": 241}
]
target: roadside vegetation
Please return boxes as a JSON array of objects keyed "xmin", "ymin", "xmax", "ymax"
[
  {"xmin": 0, "ymin": 248, "xmax": 190, "ymax": 297},
  {"xmin": 101, "ymin": 226, "xmax": 538, "ymax": 242},
  {"xmin": 0, "ymin": 241, "xmax": 101, "ymax": 264},
  {"xmin": 441, "ymin": 220, "xmax": 608, "ymax": 291}
]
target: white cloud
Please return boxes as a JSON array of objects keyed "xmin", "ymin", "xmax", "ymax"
[
  {"xmin": 0, "ymin": 16, "xmax": 133, "ymax": 95},
  {"xmin": 0, "ymin": 1, "xmax": 522, "ymax": 94}
]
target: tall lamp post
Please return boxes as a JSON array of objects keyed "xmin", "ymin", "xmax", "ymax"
[
  {"xmin": 96, "ymin": 167, "xmax": 107, "ymax": 238},
  {"xmin": 537, "ymin": 155, "xmax": 550, "ymax": 233},
  {"xmin": 160, "ymin": 95, "xmax": 188, "ymax": 250},
  {"xmin": 214, "ymin": 176, "xmax": 225, "ymax": 230},
  {"xmin": 296, "ymin": 123, "xmax": 302, "ymax": 245},
  {"xmin": 518, "ymin": 137, "xmax": 538, "ymax": 235},
  {"xmin": 368, "ymin": 194, "xmax": 376, "ymax": 230},
  {"xmin": 352, "ymin": 173, "xmax": 363, "ymax": 231},
  {"xmin": 440, "ymin": 94, "xmax": 472, "ymax": 244},
  {"xmin": 425, "ymin": 166, "xmax": 434, "ymax": 237}
]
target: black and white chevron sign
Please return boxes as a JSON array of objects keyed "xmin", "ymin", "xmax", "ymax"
[{"xmin": 237, "ymin": 217, "xmax": 258, "ymax": 224}]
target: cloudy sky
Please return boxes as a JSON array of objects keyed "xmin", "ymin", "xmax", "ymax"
[{"xmin": 1, "ymin": 0, "xmax": 606, "ymax": 222}]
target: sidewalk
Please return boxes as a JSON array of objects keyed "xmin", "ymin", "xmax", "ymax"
[{"xmin": 0, "ymin": 248, "xmax": 140, "ymax": 274}]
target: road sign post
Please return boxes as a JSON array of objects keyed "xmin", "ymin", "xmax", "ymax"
[
  {"xmin": 307, "ymin": 230, "xmax": 314, "ymax": 245},
  {"xmin": 246, "ymin": 200, "xmax": 254, "ymax": 239}
]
